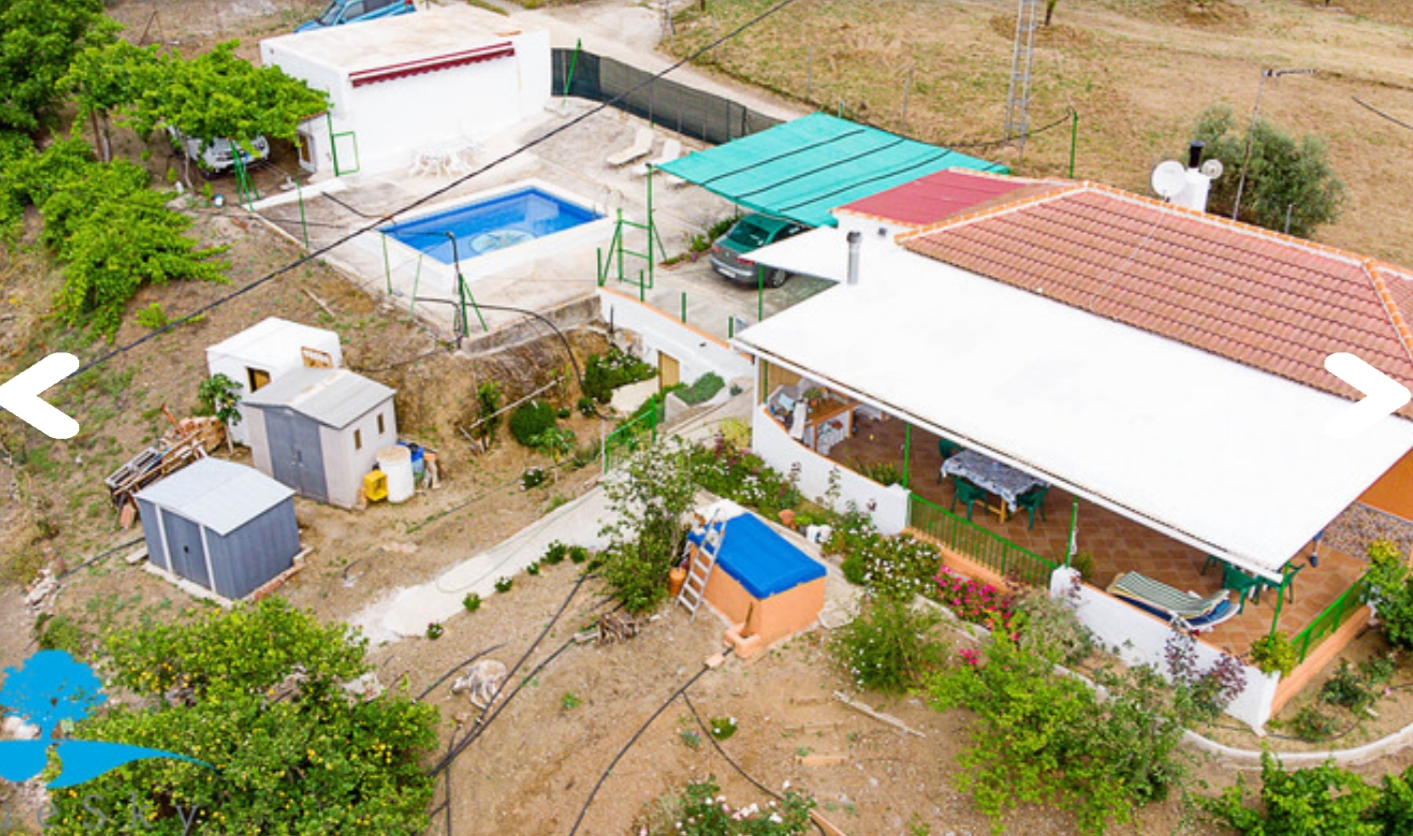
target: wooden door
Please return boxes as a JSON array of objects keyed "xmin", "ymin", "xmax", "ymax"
[{"xmin": 658, "ymin": 352, "xmax": 680, "ymax": 389}]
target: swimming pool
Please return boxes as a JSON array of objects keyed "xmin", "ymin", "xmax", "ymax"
[{"xmin": 382, "ymin": 187, "xmax": 601, "ymax": 265}]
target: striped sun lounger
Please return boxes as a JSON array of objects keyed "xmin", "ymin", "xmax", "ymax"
[{"xmin": 1107, "ymin": 572, "xmax": 1230, "ymax": 619}]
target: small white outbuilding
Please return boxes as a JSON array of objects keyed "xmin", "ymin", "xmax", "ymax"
[
  {"xmin": 205, "ymin": 318, "xmax": 343, "ymax": 446},
  {"xmin": 259, "ymin": 4, "xmax": 551, "ymax": 177}
]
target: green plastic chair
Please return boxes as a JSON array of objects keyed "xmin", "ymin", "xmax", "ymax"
[
  {"xmin": 1015, "ymin": 485, "xmax": 1048, "ymax": 530},
  {"xmin": 1221, "ymin": 564, "xmax": 1262, "ymax": 615},
  {"xmin": 936, "ymin": 438, "xmax": 962, "ymax": 482},
  {"xmin": 950, "ymin": 476, "xmax": 986, "ymax": 521},
  {"xmin": 1256, "ymin": 562, "xmax": 1305, "ymax": 605},
  {"xmin": 1201, "ymin": 554, "xmax": 1222, "ymax": 576}
]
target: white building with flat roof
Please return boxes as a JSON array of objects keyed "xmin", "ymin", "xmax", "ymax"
[{"xmin": 260, "ymin": 4, "xmax": 550, "ymax": 177}]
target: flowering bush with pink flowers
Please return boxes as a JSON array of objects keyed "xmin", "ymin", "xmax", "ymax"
[
  {"xmin": 935, "ymin": 566, "xmax": 1016, "ymax": 632},
  {"xmin": 643, "ymin": 778, "xmax": 814, "ymax": 836}
]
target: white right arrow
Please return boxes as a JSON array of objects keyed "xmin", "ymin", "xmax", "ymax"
[
  {"xmin": 0, "ymin": 353, "xmax": 80, "ymax": 440},
  {"xmin": 1325, "ymin": 352, "xmax": 1412, "ymax": 439}
]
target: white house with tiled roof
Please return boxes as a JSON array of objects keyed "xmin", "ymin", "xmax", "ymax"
[{"xmin": 735, "ymin": 169, "xmax": 1413, "ymax": 730}]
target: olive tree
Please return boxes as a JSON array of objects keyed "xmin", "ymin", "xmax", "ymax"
[{"xmin": 1190, "ymin": 104, "xmax": 1345, "ymax": 238}]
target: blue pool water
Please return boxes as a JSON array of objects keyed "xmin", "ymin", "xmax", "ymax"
[{"xmin": 382, "ymin": 187, "xmax": 600, "ymax": 265}]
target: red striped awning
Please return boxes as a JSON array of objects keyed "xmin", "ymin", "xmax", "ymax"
[{"xmin": 349, "ymin": 42, "xmax": 515, "ymax": 88}]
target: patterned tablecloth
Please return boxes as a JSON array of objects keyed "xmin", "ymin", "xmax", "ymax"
[{"xmin": 940, "ymin": 450, "xmax": 1048, "ymax": 511}]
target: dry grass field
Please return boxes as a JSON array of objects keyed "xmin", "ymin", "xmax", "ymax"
[{"xmin": 669, "ymin": 0, "xmax": 1413, "ymax": 264}]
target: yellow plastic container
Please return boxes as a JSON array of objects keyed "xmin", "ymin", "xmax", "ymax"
[{"xmin": 363, "ymin": 469, "xmax": 389, "ymax": 503}]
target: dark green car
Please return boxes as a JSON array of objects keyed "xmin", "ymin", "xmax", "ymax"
[{"xmin": 708, "ymin": 214, "xmax": 808, "ymax": 287}]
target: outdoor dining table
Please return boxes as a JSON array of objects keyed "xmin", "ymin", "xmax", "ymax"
[{"xmin": 940, "ymin": 449, "xmax": 1049, "ymax": 523}]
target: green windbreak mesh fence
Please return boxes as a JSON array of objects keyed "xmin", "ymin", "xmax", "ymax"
[
  {"xmin": 658, "ymin": 113, "xmax": 1009, "ymax": 228},
  {"xmin": 552, "ymin": 48, "xmax": 781, "ymax": 145}
]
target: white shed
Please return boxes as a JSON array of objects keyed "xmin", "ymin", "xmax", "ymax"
[
  {"xmin": 259, "ymin": 4, "xmax": 551, "ymax": 177},
  {"xmin": 242, "ymin": 368, "xmax": 397, "ymax": 509},
  {"xmin": 205, "ymin": 318, "xmax": 343, "ymax": 446}
]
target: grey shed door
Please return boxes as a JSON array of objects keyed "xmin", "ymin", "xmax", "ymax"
[
  {"xmin": 162, "ymin": 513, "xmax": 211, "ymax": 590},
  {"xmin": 266, "ymin": 408, "xmax": 327, "ymax": 502}
]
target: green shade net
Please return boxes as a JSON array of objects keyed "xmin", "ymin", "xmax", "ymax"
[{"xmin": 657, "ymin": 113, "xmax": 1009, "ymax": 228}]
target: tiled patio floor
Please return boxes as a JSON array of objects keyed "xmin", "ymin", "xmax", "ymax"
[{"xmin": 826, "ymin": 414, "xmax": 1367, "ymax": 656}]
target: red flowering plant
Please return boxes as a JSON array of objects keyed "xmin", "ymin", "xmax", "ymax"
[{"xmin": 935, "ymin": 566, "xmax": 1017, "ymax": 633}]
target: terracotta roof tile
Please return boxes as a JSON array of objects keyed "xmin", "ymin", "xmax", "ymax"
[{"xmin": 902, "ymin": 182, "xmax": 1413, "ymax": 417}]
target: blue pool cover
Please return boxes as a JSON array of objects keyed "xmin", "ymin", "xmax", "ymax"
[
  {"xmin": 382, "ymin": 187, "xmax": 599, "ymax": 265},
  {"xmin": 687, "ymin": 513, "xmax": 826, "ymax": 599}
]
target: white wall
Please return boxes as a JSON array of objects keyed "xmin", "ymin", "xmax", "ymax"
[
  {"xmin": 320, "ymin": 400, "xmax": 398, "ymax": 509},
  {"xmin": 752, "ymin": 403, "xmax": 909, "ymax": 534},
  {"xmin": 1050, "ymin": 567, "xmax": 1281, "ymax": 730},
  {"xmin": 599, "ymin": 289, "xmax": 755, "ymax": 387},
  {"xmin": 265, "ymin": 29, "xmax": 551, "ymax": 177},
  {"xmin": 206, "ymin": 328, "xmax": 342, "ymax": 446}
]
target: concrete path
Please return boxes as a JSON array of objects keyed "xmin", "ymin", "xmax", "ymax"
[{"xmin": 352, "ymin": 486, "xmax": 614, "ymax": 644}]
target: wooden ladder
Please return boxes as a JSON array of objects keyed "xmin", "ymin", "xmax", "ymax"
[{"xmin": 677, "ymin": 513, "xmax": 726, "ymax": 620}]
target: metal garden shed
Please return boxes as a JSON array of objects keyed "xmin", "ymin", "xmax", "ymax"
[
  {"xmin": 241, "ymin": 367, "xmax": 398, "ymax": 509},
  {"xmin": 135, "ymin": 458, "xmax": 300, "ymax": 600}
]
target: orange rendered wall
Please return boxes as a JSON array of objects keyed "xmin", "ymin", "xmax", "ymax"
[
  {"xmin": 701, "ymin": 563, "xmax": 825, "ymax": 651},
  {"xmin": 1358, "ymin": 448, "xmax": 1413, "ymax": 522}
]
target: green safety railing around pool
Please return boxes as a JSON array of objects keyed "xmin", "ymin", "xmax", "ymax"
[
  {"xmin": 907, "ymin": 493, "xmax": 1058, "ymax": 587},
  {"xmin": 1291, "ymin": 572, "xmax": 1371, "ymax": 663},
  {"xmin": 602, "ymin": 398, "xmax": 663, "ymax": 472}
]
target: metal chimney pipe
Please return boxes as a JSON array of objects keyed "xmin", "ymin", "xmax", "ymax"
[
  {"xmin": 1187, "ymin": 140, "xmax": 1205, "ymax": 170},
  {"xmin": 846, "ymin": 230, "xmax": 861, "ymax": 286}
]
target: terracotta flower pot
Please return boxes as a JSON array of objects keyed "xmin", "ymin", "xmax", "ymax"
[
  {"xmin": 669, "ymin": 566, "xmax": 687, "ymax": 597},
  {"xmin": 779, "ymin": 509, "xmax": 796, "ymax": 528}
]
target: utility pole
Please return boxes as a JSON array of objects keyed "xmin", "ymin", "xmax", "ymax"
[{"xmin": 1231, "ymin": 67, "xmax": 1316, "ymax": 222}]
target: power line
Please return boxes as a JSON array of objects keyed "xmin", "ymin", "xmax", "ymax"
[{"xmin": 68, "ymin": 0, "xmax": 808, "ymax": 377}]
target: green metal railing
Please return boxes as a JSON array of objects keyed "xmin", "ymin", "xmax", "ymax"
[
  {"xmin": 602, "ymin": 398, "xmax": 663, "ymax": 472},
  {"xmin": 1292, "ymin": 573, "xmax": 1370, "ymax": 663},
  {"xmin": 907, "ymin": 493, "xmax": 1058, "ymax": 587}
]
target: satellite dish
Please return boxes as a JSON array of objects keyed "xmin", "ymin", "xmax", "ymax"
[
  {"xmin": 1200, "ymin": 158, "xmax": 1225, "ymax": 180},
  {"xmin": 1150, "ymin": 160, "xmax": 1187, "ymax": 199}
]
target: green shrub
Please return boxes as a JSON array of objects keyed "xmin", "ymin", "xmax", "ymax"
[
  {"xmin": 856, "ymin": 459, "xmax": 903, "ymax": 487},
  {"xmin": 1320, "ymin": 659, "xmax": 1378, "ymax": 713},
  {"xmin": 708, "ymin": 717, "xmax": 738, "ymax": 741},
  {"xmin": 576, "ymin": 396, "xmax": 596, "ymax": 416},
  {"xmin": 462, "ymin": 593, "xmax": 481, "ymax": 613},
  {"xmin": 426, "ymin": 622, "xmax": 444, "ymax": 640},
  {"xmin": 1374, "ymin": 764, "xmax": 1413, "ymax": 836},
  {"xmin": 1067, "ymin": 551, "xmax": 1097, "ymax": 584},
  {"xmin": 926, "ymin": 630, "xmax": 1212, "ymax": 836},
  {"xmin": 582, "ymin": 346, "xmax": 656, "ymax": 403},
  {"xmin": 528, "ymin": 426, "xmax": 576, "ymax": 460},
  {"xmin": 526, "ymin": 561, "xmax": 541, "ymax": 576},
  {"xmin": 35, "ymin": 613, "xmax": 90, "ymax": 655},
  {"xmin": 1206, "ymin": 752, "xmax": 1379, "ymax": 836},
  {"xmin": 642, "ymin": 778, "xmax": 813, "ymax": 836},
  {"xmin": 136, "ymin": 302, "xmax": 168, "ymax": 329},
  {"xmin": 1250, "ymin": 632, "xmax": 1299, "ymax": 677},
  {"xmin": 556, "ymin": 407, "xmax": 571, "ymax": 419},
  {"xmin": 542, "ymin": 541, "xmax": 569, "ymax": 565},
  {"xmin": 831, "ymin": 598, "xmax": 942, "ymax": 694},
  {"xmin": 475, "ymin": 381, "xmax": 502, "ymax": 442},
  {"xmin": 509, "ymin": 400, "xmax": 557, "ymax": 446},
  {"xmin": 1367, "ymin": 539, "xmax": 1413, "ymax": 650},
  {"xmin": 1287, "ymin": 705, "xmax": 1340, "ymax": 742},
  {"xmin": 494, "ymin": 577, "xmax": 513, "ymax": 594},
  {"xmin": 678, "ymin": 372, "xmax": 725, "ymax": 406},
  {"xmin": 561, "ymin": 691, "xmax": 581, "ymax": 710},
  {"xmin": 568, "ymin": 545, "xmax": 590, "ymax": 565},
  {"xmin": 520, "ymin": 466, "xmax": 548, "ymax": 490},
  {"xmin": 1012, "ymin": 587, "xmax": 1093, "ymax": 666}
]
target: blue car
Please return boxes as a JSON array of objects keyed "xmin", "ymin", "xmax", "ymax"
[{"xmin": 296, "ymin": 0, "xmax": 416, "ymax": 33}]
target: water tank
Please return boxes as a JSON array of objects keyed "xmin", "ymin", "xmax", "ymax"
[{"xmin": 378, "ymin": 446, "xmax": 415, "ymax": 504}]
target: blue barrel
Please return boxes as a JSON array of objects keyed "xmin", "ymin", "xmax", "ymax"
[{"xmin": 398, "ymin": 441, "xmax": 426, "ymax": 481}]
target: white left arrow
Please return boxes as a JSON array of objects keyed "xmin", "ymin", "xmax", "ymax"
[{"xmin": 0, "ymin": 353, "xmax": 80, "ymax": 439}]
